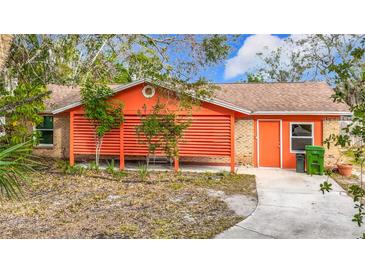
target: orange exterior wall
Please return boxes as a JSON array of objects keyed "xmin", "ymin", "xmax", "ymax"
[
  {"xmin": 68, "ymin": 83, "xmax": 238, "ymax": 172},
  {"xmin": 66, "ymin": 83, "xmax": 342, "ymax": 170},
  {"xmin": 70, "ymin": 83, "xmax": 236, "ymax": 117},
  {"xmin": 251, "ymin": 115, "xmax": 339, "ymax": 169}
]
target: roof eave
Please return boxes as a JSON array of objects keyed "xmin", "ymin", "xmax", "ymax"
[{"xmin": 202, "ymin": 97, "xmax": 251, "ymax": 114}]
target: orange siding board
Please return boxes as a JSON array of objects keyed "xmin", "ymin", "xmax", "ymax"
[
  {"xmin": 120, "ymin": 124, "xmax": 124, "ymax": 170},
  {"xmin": 68, "ymin": 84, "xmax": 236, "ymax": 162},
  {"xmin": 123, "ymin": 115, "xmax": 231, "ymax": 157},
  {"xmin": 73, "ymin": 114, "xmax": 120, "ymax": 156},
  {"xmin": 70, "ymin": 111, "xmax": 74, "ymax": 165},
  {"xmin": 230, "ymin": 114, "xmax": 235, "ymax": 173},
  {"xmin": 72, "ymin": 113, "xmax": 232, "ymax": 159}
]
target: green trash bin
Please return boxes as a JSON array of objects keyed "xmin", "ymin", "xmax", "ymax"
[{"xmin": 305, "ymin": 145, "xmax": 325, "ymax": 175}]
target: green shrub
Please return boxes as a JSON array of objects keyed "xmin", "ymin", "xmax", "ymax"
[
  {"xmin": 106, "ymin": 159, "xmax": 116, "ymax": 175},
  {"xmin": 113, "ymin": 170, "xmax": 127, "ymax": 180},
  {"xmin": 88, "ymin": 161, "xmax": 99, "ymax": 171},
  {"xmin": 137, "ymin": 163, "xmax": 149, "ymax": 181},
  {"xmin": 58, "ymin": 160, "xmax": 85, "ymax": 175}
]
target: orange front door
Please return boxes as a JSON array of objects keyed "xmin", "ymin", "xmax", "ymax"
[{"xmin": 258, "ymin": 121, "xmax": 281, "ymax": 167}]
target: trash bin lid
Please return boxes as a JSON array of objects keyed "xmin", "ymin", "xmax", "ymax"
[{"xmin": 305, "ymin": 145, "xmax": 325, "ymax": 151}]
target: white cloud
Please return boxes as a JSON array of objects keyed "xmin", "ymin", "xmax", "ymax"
[
  {"xmin": 224, "ymin": 34, "xmax": 314, "ymax": 80},
  {"xmin": 224, "ymin": 34, "xmax": 285, "ymax": 79}
]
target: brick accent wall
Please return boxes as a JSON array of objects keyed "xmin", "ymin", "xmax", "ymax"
[
  {"xmin": 323, "ymin": 118, "xmax": 341, "ymax": 165},
  {"xmin": 235, "ymin": 118, "xmax": 254, "ymax": 165},
  {"xmin": 33, "ymin": 114, "xmax": 70, "ymax": 159}
]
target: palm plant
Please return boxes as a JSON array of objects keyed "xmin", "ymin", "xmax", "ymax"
[{"xmin": 0, "ymin": 141, "xmax": 36, "ymax": 199}]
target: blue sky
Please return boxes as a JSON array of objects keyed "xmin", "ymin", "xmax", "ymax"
[{"xmin": 200, "ymin": 34, "xmax": 290, "ymax": 83}]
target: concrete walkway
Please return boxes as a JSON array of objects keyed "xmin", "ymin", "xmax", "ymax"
[{"xmin": 217, "ymin": 168, "xmax": 364, "ymax": 239}]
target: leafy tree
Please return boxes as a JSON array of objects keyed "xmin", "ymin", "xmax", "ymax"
[
  {"xmin": 319, "ymin": 36, "xmax": 365, "ymax": 237},
  {"xmin": 1, "ymin": 34, "xmax": 232, "ymax": 144},
  {"xmin": 136, "ymin": 101, "xmax": 190, "ymax": 169},
  {"xmin": 0, "ymin": 34, "xmax": 231, "ymax": 195},
  {"xmin": 80, "ymin": 80, "xmax": 124, "ymax": 166},
  {"xmin": 136, "ymin": 103, "xmax": 164, "ymax": 168},
  {"xmin": 245, "ymin": 72, "xmax": 264, "ymax": 83},
  {"xmin": 0, "ymin": 35, "xmax": 39, "ymax": 199},
  {"xmin": 255, "ymin": 34, "xmax": 365, "ymax": 83},
  {"xmin": 159, "ymin": 110, "xmax": 190, "ymax": 161},
  {"xmin": 257, "ymin": 45, "xmax": 311, "ymax": 82}
]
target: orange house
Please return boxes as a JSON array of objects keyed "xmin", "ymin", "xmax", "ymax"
[{"xmin": 34, "ymin": 80, "xmax": 351, "ymax": 172}]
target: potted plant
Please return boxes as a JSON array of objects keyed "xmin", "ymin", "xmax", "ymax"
[{"xmin": 337, "ymin": 162, "xmax": 353, "ymax": 177}]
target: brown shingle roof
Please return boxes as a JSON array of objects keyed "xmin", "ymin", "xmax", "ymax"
[
  {"xmin": 214, "ymin": 82, "xmax": 349, "ymax": 113},
  {"xmin": 44, "ymin": 81, "xmax": 350, "ymax": 114},
  {"xmin": 44, "ymin": 84, "xmax": 120, "ymax": 113}
]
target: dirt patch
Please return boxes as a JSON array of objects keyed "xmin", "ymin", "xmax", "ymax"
[
  {"xmin": 331, "ymin": 172, "xmax": 365, "ymax": 201},
  {"xmin": 206, "ymin": 189, "xmax": 257, "ymax": 217},
  {"xmin": 0, "ymin": 169, "xmax": 256, "ymax": 239},
  {"xmin": 331, "ymin": 173, "xmax": 363, "ymax": 191}
]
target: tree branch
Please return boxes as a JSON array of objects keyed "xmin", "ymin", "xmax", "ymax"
[{"xmin": 0, "ymin": 90, "xmax": 51, "ymax": 113}]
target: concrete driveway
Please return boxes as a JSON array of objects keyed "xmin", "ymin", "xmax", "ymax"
[{"xmin": 217, "ymin": 168, "xmax": 364, "ymax": 239}]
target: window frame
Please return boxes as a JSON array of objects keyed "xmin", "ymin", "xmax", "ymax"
[
  {"xmin": 34, "ymin": 115, "xmax": 54, "ymax": 147},
  {"xmin": 142, "ymin": 85, "xmax": 156, "ymax": 98},
  {"xmin": 289, "ymin": 122, "xmax": 314, "ymax": 153}
]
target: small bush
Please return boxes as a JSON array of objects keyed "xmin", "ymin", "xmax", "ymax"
[
  {"xmin": 58, "ymin": 161, "xmax": 85, "ymax": 175},
  {"xmin": 137, "ymin": 163, "xmax": 149, "ymax": 181},
  {"xmin": 88, "ymin": 161, "xmax": 99, "ymax": 171},
  {"xmin": 106, "ymin": 159, "xmax": 116, "ymax": 175},
  {"xmin": 218, "ymin": 170, "xmax": 231, "ymax": 178},
  {"xmin": 113, "ymin": 170, "xmax": 127, "ymax": 180}
]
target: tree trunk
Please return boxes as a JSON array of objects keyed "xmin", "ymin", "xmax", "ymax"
[
  {"xmin": 95, "ymin": 137, "xmax": 103, "ymax": 166},
  {"xmin": 146, "ymin": 152, "xmax": 150, "ymax": 169},
  {"xmin": 0, "ymin": 34, "xmax": 13, "ymax": 72}
]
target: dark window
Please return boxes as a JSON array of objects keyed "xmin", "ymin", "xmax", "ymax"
[
  {"xmin": 36, "ymin": 116, "xmax": 54, "ymax": 145},
  {"xmin": 291, "ymin": 123, "xmax": 313, "ymax": 151}
]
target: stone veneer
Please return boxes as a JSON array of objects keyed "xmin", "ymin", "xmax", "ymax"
[
  {"xmin": 322, "ymin": 118, "xmax": 341, "ymax": 165},
  {"xmin": 234, "ymin": 118, "xmax": 254, "ymax": 165}
]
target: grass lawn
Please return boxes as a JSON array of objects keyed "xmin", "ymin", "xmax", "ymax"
[{"xmin": 0, "ymin": 164, "xmax": 256, "ymax": 239}]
